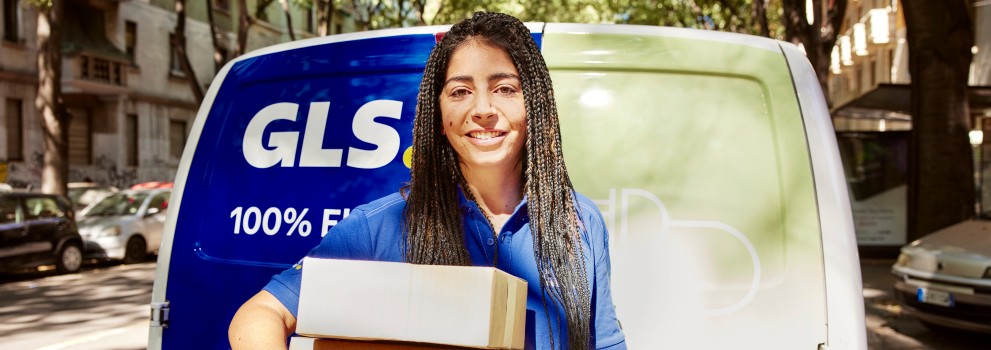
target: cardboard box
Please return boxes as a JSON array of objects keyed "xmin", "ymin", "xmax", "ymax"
[
  {"xmin": 296, "ymin": 258, "xmax": 527, "ymax": 349},
  {"xmin": 289, "ymin": 336, "xmax": 473, "ymax": 350}
]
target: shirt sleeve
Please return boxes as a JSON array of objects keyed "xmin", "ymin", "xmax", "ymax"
[
  {"xmin": 262, "ymin": 206, "xmax": 374, "ymax": 318},
  {"xmin": 580, "ymin": 198, "xmax": 627, "ymax": 350}
]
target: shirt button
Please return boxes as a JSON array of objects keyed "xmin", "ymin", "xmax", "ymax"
[{"xmin": 486, "ymin": 238, "xmax": 495, "ymax": 246}]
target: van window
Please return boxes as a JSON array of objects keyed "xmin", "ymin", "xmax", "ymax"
[
  {"xmin": 545, "ymin": 30, "xmax": 824, "ymax": 348},
  {"xmin": 24, "ymin": 197, "xmax": 65, "ymax": 219},
  {"xmin": 0, "ymin": 197, "xmax": 21, "ymax": 224}
]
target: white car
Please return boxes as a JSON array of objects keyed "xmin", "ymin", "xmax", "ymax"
[
  {"xmin": 78, "ymin": 188, "xmax": 170, "ymax": 263},
  {"xmin": 891, "ymin": 220, "xmax": 991, "ymax": 333}
]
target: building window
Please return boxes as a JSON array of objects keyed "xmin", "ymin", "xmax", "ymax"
[
  {"xmin": 215, "ymin": 0, "xmax": 229, "ymax": 12},
  {"xmin": 888, "ymin": 48, "xmax": 895, "ymax": 82},
  {"xmin": 870, "ymin": 58, "xmax": 877, "ymax": 87},
  {"xmin": 68, "ymin": 110, "xmax": 92, "ymax": 165},
  {"xmin": 5, "ymin": 98, "xmax": 23, "ymax": 161},
  {"xmin": 126, "ymin": 114, "xmax": 138, "ymax": 166},
  {"xmin": 125, "ymin": 21, "xmax": 137, "ymax": 63},
  {"xmin": 169, "ymin": 34, "xmax": 184, "ymax": 76},
  {"xmin": 2, "ymin": 0, "xmax": 20, "ymax": 42},
  {"xmin": 169, "ymin": 119, "xmax": 187, "ymax": 159},
  {"xmin": 307, "ymin": 7, "xmax": 314, "ymax": 33}
]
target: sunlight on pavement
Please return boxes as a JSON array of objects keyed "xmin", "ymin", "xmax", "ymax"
[{"xmin": 34, "ymin": 320, "xmax": 149, "ymax": 350}]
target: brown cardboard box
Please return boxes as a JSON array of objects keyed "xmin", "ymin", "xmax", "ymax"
[
  {"xmin": 296, "ymin": 258, "xmax": 527, "ymax": 349},
  {"xmin": 288, "ymin": 336, "xmax": 476, "ymax": 350}
]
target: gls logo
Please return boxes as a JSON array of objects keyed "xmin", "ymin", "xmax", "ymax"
[{"xmin": 243, "ymin": 100, "xmax": 402, "ymax": 169}]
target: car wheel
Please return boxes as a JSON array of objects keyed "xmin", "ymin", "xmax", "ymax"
[
  {"xmin": 56, "ymin": 243, "xmax": 83, "ymax": 274},
  {"xmin": 123, "ymin": 236, "xmax": 147, "ymax": 264}
]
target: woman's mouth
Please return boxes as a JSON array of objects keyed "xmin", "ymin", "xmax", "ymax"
[{"xmin": 468, "ymin": 131, "xmax": 507, "ymax": 140}]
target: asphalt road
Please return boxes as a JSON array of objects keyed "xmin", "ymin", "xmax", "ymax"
[
  {"xmin": 1, "ymin": 258, "xmax": 990, "ymax": 349},
  {"xmin": 0, "ymin": 260, "xmax": 154, "ymax": 350}
]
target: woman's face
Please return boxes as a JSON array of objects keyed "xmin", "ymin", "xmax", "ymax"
[{"xmin": 440, "ymin": 39, "xmax": 527, "ymax": 174}]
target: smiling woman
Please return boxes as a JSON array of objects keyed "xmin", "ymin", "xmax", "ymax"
[
  {"xmin": 229, "ymin": 11, "xmax": 627, "ymax": 350},
  {"xmin": 440, "ymin": 41, "xmax": 527, "ymax": 174}
]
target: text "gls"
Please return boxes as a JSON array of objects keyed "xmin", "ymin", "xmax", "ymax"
[{"xmin": 243, "ymin": 100, "xmax": 402, "ymax": 169}]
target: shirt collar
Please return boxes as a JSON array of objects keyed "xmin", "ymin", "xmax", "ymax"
[{"xmin": 457, "ymin": 186, "xmax": 529, "ymax": 216}]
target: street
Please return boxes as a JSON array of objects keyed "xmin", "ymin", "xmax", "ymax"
[
  {"xmin": 1, "ymin": 258, "xmax": 990, "ymax": 349},
  {"xmin": 0, "ymin": 260, "xmax": 154, "ymax": 350}
]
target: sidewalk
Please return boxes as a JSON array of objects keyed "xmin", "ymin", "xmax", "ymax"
[{"xmin": 860, "ymin": 259, "xmax": 990, "ymax": 349}]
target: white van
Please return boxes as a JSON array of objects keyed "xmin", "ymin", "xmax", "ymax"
[{"xmin": 149, "ymin": 23, "xmax": 866, "ymax": 350}]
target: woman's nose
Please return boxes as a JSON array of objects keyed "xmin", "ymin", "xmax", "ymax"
[{"xmin": 471, "ymin": 94, "xmax": 496, "ymax": 120}]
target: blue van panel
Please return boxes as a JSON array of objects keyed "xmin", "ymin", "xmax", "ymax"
[{"xmin": 162, "ymin": 32, "xmax": 542, "ymax": 349}]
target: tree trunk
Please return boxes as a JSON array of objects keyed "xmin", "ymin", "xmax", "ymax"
[
  {"xmin": 237, "ymin": 0, "xmax": 252, "ymax": 56},
  {"xmin": 280, "ymin": 0, "xmax": 296, "ymax": 41},
  {"xmin": 317, "ymin": 0, "xmax": 330, "ymax": 36},
  {"xmin": 174, "ymin": 0, "xmax": 204, "ymax": 104},
  {"xmin": 754, "ymin": 0, "xmax": 769, "ymax": 37},
  {"xmin": 413, "ymin": 0, "xmax": 428, "ymax": 26},
  {"xmin": 902, "ymin": 0, "xmax": 975, "ymax": 238},
  {"xmin": 36, "ymin": 0, "xmax": 68, "ymax": 196},
  {"xmin": 205, "ymin": 0, "xmax": 224, "ymax": 72},
  {"xmin": 781, "ymin": 0, "xmax": 847, "ymax": 106}
]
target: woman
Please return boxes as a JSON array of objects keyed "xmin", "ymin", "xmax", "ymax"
[{"xmin": 229, "ymin": 12, "xmax": 626, "ymax": 350}]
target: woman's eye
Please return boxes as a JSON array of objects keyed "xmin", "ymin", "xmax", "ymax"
[
  {"xmin": 450, "ymin": 88, "xmax": 470, "ymax": 98},
  {"xmin": 495, "ymin": 86, "xmax": 518, "ymax": 96}
]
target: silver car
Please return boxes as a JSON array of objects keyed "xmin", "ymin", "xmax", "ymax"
[
  {"xmin": 891, "ymin": 220, "xmax": 991, "ymax": 333},
  {"xmin": 77, "ymin": 188, "xmax": 170, "ymax": 263}
]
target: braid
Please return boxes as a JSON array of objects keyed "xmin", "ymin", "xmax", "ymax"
[
  {"xmin": 404, "ymin": 39, "xmax": 471, "ymax": 265},
  {"xmin": 404, "ymin": 12, "xmax": 591, "ymax": 350}
]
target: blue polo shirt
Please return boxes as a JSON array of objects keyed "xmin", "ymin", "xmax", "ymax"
[{"xmin": 263, "ymin": 191, "xmax": 626, "ymax": 350}]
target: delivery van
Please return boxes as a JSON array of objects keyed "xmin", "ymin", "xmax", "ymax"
[{"xmin": 149, "ymin": 23, "xmax": 867, "ymax": 349}]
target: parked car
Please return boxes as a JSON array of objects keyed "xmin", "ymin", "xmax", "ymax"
[
  {"xmin": 77, "ymin": 188, "xmax": 170, "ymax": 263},
  {"xmin": 130, "ymin": 181, "xmax": 173, "ymax": 190},
  {"xmin": 67, "ymin": 182, "xmax": 119, "ymax": 212},
  {"xmin": 891, "ymin": 219, "xmax": 991, "ymax": 334},
  {"xmin": 0, "ymin": 192, "xmax": 84, "ymax": 274}
]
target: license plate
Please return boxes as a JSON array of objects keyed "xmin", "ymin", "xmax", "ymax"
[{"xmin": 917, "ymin": 288, "xmax": 955, "ymax": 307}]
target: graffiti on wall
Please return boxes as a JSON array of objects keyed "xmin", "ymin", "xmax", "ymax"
[{"xmin": 3, "ymin": 152, "xmax": 177, "ymax": 190}]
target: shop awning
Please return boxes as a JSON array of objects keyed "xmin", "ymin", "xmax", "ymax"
[{"xmin": 831, "ymin": 83, "xmax": 991, "ymax": 132}]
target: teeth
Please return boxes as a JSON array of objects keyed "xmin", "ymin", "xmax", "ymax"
[{"xmin": 470, "ymin": 131, "xmax": 503, "ymax": 139}]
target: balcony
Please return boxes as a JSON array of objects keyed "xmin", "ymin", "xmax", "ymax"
[
  {"xmin": 62, "ymin": 53, "xmax": 129, "ymax": 95},
  {"xmin": 60, "ymin": 0, "xmax": 130, "ymax": 95}
]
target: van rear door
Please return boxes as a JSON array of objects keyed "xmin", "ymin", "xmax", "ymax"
[{"xmin": 542, "ymin": 24, "xmax": 864, "ymax": 349}]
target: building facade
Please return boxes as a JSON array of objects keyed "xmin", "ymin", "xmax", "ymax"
[
  {"xmin": 1, "ymin": 0, "xmax": 356, "ymax": 189},
  {"xmin": 827, "ymin": 0, "xmax": 991, "ymax": 247}
]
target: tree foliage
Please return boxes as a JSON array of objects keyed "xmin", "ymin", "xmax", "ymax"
[
  {"xmin": 428, "ymin": 0, "xmax": 785, "ymax": 36},
  {"xmin": 297, "ymin": 0, "xmax": 795, "ymax": 41}
]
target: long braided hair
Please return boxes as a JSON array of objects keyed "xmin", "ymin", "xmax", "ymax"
[{"xmin": 402, "ymin": 12, "xmax": 591, "ymax": 350}]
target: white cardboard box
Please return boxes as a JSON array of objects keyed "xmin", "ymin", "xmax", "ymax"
[
  {"xmin": 296, "ymin": 258, "xmax": 527, "ymax": 349},
  {"xmin": 288, "ymin": 336, "xmax": 472, "ymax": 349}
]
